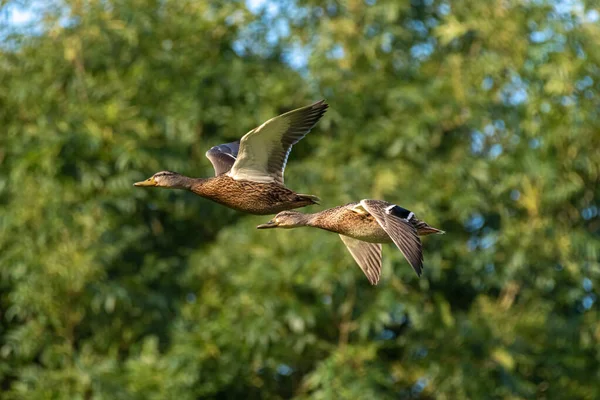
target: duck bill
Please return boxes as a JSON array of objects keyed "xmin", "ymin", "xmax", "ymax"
[
  {"xmin": 256, "ymin": 220, "xmax": 278, "ymax": 229},
  {"xmin": 134, "ymin": 177, "xmax": 157, "ymax": 187}
]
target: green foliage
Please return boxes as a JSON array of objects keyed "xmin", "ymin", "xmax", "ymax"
[{"xmin": 1, "ymin": 0, "xmax": 599, "ymax": 398}]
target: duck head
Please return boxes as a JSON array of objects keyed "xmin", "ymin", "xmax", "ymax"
[
  {"xmin": 134, "ymin": 171, "xmax": 190, "ymax": 189},
  {"xmin": 256, "ymin": 211, "xmax": 310, "ymax": 229}
]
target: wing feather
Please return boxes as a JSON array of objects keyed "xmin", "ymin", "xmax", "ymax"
[
  {"xmin": 339, "ymin": 235, "xmax": 383, "ymax": 285},
  {"xmin": 205, "ymin": 140, "xmax": 240, "ymax": 176},
  {"xmin": 228, "ymin": 100, "xmax": 328, "ymax": 184},
  {"xmin": 359, "ymin": 200, "xmax": 424, "ymax": 276}
]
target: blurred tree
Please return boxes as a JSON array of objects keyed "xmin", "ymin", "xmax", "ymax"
[{"xmin": 0, "ymin": 0, "xmax": 599, "ymax": 399}]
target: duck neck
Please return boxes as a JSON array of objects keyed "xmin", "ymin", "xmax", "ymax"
[
  {"xmin": 293, "ymin": 212, "xmax": 317, "ymax": 227},
  {"xmin": 301, "ymin": 212, "xmax": 337, "ymax": 231},
  {"xmin": 169, "ymin": 174, "xmax": 205, "ymax": 191},
  {"xmin": 187, "ymin": 177, "xmax": 213, "ymax": 196},
  {"xmin": 304, "ymin": 210, "xmax": 340, "ymax": 234}
]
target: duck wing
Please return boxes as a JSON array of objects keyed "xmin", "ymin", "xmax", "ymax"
[
  {"xmin": 359, "ymin": 200, "xmax": 423, "ymax": 277},
  {"xmin": 339, "ymin": 235, "xmax": 382, "ymax": 285},
  {"xmin": 205, "ymin": 140, "xmax": 240, "ymax": 176},
  {"xmin": 228, "ymin": 100, "xmax": 328, "ymax": 184}
]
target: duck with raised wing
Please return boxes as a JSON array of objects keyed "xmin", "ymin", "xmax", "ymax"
[
  {"xmin": 257, "ymin": 199, "xmax": 444, "ymax": 284},
  {"xmin": 134, "ymin": 101, "xmax": 328, "ymax": 215}
]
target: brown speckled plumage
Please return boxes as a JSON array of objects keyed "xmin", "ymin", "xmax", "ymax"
[
  {"xmin": 190, "ymin": 175, "xmax": 319, "ymax": 215},
  {"xmin": 305, "ymin": 203, "xmax": 392, "ymax": 242},
  {"xmin": 288, "ymin": 202, "xmax": 440, "ymax": 241}
]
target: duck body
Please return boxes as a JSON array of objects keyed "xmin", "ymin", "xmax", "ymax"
[
  {"xmin": 279, "ymin": 202, "xmax": 442, "ymax": 242},
  {"xmin": 257, "ymin": 199, "xmax": 444, "ymax": 285},
  {"xmin": 190, "ymin": 174, "xmax": 319, "ymax": 215},
  {"xmin": 303, "ymin": 203, "xmax": 392, "ymax": 243}
]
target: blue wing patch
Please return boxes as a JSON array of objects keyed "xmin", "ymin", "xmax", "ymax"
[{"xmin": 385, "ymin": 204, "xmax": 414, "ymax": 220}]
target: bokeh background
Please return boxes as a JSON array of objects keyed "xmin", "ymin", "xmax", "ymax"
[{"xmin": 1, "ymin": 0, "xmax": 599, "ymax": 398}]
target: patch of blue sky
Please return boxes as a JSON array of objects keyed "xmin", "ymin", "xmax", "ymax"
[
  {"xmin": 2, "ymin": 2, "xmax": 41, "ymax": 34},
  {"xmin": 575, "ymin": 76, "xmax": 593, "ymax": 91},
  {"xmin": 186, "ymin": 292, "xmax": 197, "ymax": 303},
  {"xmin": 246, "ymin": 0, "xmax": 268, "ymax": 14},
  {"xmin": 266, "ymin": 18, "xmax": 290, "ymax": 45},
  {"xmin": 471, "ymin": 130, "xmax": 485, "ymax": 154},
  {"xmin": 406, "ymin": 19, "xmax": 428, "ymax": 37},
  {"xmin": 377, "ymin": 329, "xmax": 396, "ymax": 340},
  {"xmin": 438, "ymin": 3, "xmax": 451, "ymax": 16},
  {"xmin": 529, "ymin": 138, "xmax": 541, "ymax": 149},
  {"xmin": 327, "ymin": 44, "xmax": 345, "ymax": 60},
  {"xmin": 412, "ymin": 378, "xmax": 429, "ymax": 396},
  {"xmin": 414, "ymin": 347, "xmax": 428, "ymax": 359},
  {"xmin": 494, "ymin": 119, "xmax": 506, "ymax": 131},
  {"xmin": 381, "ymin": 32, "xmax": 393, "ymax": 53},
  {"xmin": 243, "ymin": 0, "xmax": 310, "ymax": 71},
  {"xmin": 2, "ymin": 1, "xmax": 76, "ymax": 43},
  {"xmin": 500, "ymin": 73, "xmax": 528, "ymax": 106},
  {"xmin": 510, "ymin": 190, "xmax": 520, "ymax": 201},
  {"xmin": 484, "ymin": 124, "xmax": 495, "ymax": 136},
  {"xmin": 389, "ymin": 304, "xmax": 407, "ymax": 325},
  {"xmin": 581, "ymin": 205, "xmax": 598, "ymax": 221},
  {"xmin": 481, "ymin": 76, "xmax": 494, "ymax": 91},
  {"xmin": 585, "ymin": 9, "xmax": 599, "ymax": 23},
  {"xmin": 479, "ymin": 233, "xmax": 496, "ymax": 250},
  {"xmin": 5, "ymin": 5, "xmax": 37, "ymax": 26},
  {"xmin": 231, "ymin": 40, "xmax": 246, "ymax": 56},
  {"xmin": 1, "ymin": 2, "xmax": 41, "ymax": 48},
  {"xmin": 553, "ymin": 0, "xmax": 584, "ymax": 16},
  {"xmin": 276, "ymin": 364, "xmax": 294, "ymax": 376},
  {"xmin": 465, "ymin": 213, "xmax": 485, "ymax": 232},
  {"xmin": 488, "ymin": 143, "xmax": 503, "ymax": 159},
  {"xmin": 426, "ymin": 17, "xmax": 439, "ymax": 28},
  {"xmin": 540, "ymin": 102, "xmax": 551, "ymax": 113},
  {"xmin": 283, "ymin": 42, "xmax": 310, "ymax": 70},
  {"xmin": 582, "ymin": 294, "xmax": 595, "ymax": 311},
  {"xmin": 247, "ymin": 0, "xmax": 281, "ymax": 17},
  {"xmin": 410, "ymin": 40, "xmax": 435, "ymax": 62},
  {"xmin": 561, "ymin": 95, "xmax": 575, "ymax": 107},
  {"xmin": 530, "ymin": 28, "xmax": 554, "ymax": 43}
]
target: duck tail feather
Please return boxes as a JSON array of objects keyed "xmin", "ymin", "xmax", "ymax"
[
  {"xmin": 413, "ymin": 220, "xmax": 445, "ymax": 236},
  {"xmin": 297, "ymin": 193, "xmax": 320, "ymax": 205}
]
